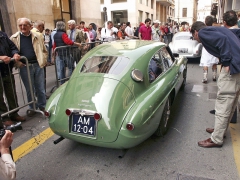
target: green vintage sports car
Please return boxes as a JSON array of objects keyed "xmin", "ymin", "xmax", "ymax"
[{"xmin": 45, "ymin": 40, "xmax": 188, "ymax": 149}]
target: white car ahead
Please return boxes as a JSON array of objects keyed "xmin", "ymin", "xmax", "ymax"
[{"xmin": 169, "ymin": 32, "xmax": 202, "ymax": 59}]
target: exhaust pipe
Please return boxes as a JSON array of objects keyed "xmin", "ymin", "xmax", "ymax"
[{"xmin": 53, "ymin": 136, "xmax": 65, "ymax": 144}]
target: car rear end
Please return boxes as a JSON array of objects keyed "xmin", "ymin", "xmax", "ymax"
[
  {"xmin": 170, "ymin": 32, "xmax": 202, "ymax": 58},
  {"xmin": 47, "ymin": 55, "xmax": 136, "ymax": 148}
]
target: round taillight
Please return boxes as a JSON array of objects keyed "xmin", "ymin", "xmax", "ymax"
[
  {"xmin": 65, "ymin": 109, "xmax": 72, "ymax": 116},
  {"xmin": 44, "ymin": 111, "xmax": 50, "ymax": 118},
  {"xmin": 126, "ymin": 123, "xmax": 134, "ymax": 131},
  {"xmin": 94, "ymin": 113, "xmax": 101, "ymax": 121}
]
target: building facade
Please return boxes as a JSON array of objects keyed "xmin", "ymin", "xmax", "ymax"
[
  {"xmin": 156, "ymin": 0, "xmax": 175, "ymax": 25},
  {"xmin": 0, "ymin": 0, "xmax": 177, "ymax": 36},
  {"xmin": 174, "ymin": 0, "xmax": 198, "ymax": 25},
  {"xmin": 100, "ymin": 0, "xmax": 175, "ymax": 28},
  {"xmin": 197, "ymin": 4, "xmax": 211, "ymax": 22},
  {"xmin": 212, "ymin": 0, "xmax": 240, "ymax": 22},
  {"xmin": 0, "ymin": 0, "xmax": 101, "ymax": 36}
]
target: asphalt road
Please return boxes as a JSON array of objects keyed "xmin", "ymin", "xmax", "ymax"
[{"xmin": 11, "ymin": 60, "xmax": 240, "ymax": 180}]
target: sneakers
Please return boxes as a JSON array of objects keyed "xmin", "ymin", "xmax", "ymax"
[
  {"xmin": 202, "ymin": 78, "xmax": 207, "ymax": 83},
  {"xmin": 213, "ymin": 76, "xmax": 217, "ymax": 81},
  {"xmin": 202, "ymin": 70, "xmax": 207, "ymax": 83}
]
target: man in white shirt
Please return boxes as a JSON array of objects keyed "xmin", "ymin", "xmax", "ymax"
[
  {"xmin": 152, "ymin": 20, "xmax": 162, "ymax": 41},
  {"xmin": 0, "ymin": 130, "xmax": 16, "ymax": 180},
  {"xmin": 101, "ymin": 21, "xmax": 117, "ymax": 42},
  {"xmin": 125, "ymin": 22, "xmax": 134, "ymax": 39}
]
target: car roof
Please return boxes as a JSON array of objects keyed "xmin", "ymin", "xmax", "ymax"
[
  {"xmin": 77, "ymin": 40, "xmax": 167, "ymax": 81},
  {"xmin": 175, "ymin": 32, "xmax": 192, "ymax": 36},
  {"xmin": 88, "ymin": 40, "xmax": 165, "ymax": 60}
]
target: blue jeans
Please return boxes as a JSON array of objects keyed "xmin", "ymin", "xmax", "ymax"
[
  {"xmin": 56, "ymin": 54, "xmax": 74, "ymax": 84},
  {"xmin": 19, "ymin": 63, "xmax": 46, "ymax": 109}
]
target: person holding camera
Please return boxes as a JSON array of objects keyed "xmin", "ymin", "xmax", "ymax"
[
  {"xmin": 0, "ymin": 130, "xmax": 16, "ymax": 180},
  {"xmin": 100, "ymin": 21, "xmax": 117, "ymax": 42}
]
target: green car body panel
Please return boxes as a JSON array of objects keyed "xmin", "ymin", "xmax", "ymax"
[{"xmin": 46, "ymin": 40, "xmax": 188, "ymax": 149}]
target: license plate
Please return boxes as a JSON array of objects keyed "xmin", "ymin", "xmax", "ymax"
[
  {"xmin": 71, "ymin": 114, "xmax": 96, "ymax": 136},
  {"xmin": 178, "ymin": 48, "xmax": 188, "ymax": 53}
]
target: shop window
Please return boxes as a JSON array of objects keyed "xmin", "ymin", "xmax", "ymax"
[
  {"xmin": 182, "ymin": 8, "xmax": 187, "ymax": 17},
  {"xmin": 52, "ymin": 0, "xmax": 71, "ymax": 24}
]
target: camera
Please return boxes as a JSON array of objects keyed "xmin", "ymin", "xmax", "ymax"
[{"xmin": 0, "ymin": 122, "xmax": 22, "ymax": 138}]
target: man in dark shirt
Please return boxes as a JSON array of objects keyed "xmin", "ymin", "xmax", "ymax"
[
  {"xmin": 190, "ymin": 21, "xmax": 240, "ymax": 148},
  {"xmin": 0, "ymin": 31, "xmax": 26, "ymax": 126}
]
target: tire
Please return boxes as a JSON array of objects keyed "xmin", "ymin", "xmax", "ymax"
[
  {"xmin": 154, "ymin": 97, "xmax": 171, "ymax": 137},
  {"xmin": 180, "ymin": 68, "xmax": 187, "ymax": 91}
]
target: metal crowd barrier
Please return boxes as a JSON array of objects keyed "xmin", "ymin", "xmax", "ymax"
[
  {"xmin": 51, "ymin": 41, "xmax": 103, "ymax": 92},
  {"xmin": 0, "ymin": 56, "xmax": 43, "ymax": 121}
]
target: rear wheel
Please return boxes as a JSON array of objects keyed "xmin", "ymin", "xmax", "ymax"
[{"xmin": 154, "ymin": 97, "xmax": 171, "ymax": 137}]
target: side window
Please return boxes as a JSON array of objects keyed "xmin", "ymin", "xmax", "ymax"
[
  {"xmin": 160, "ymin": 47, "xmax": 173, "ymax": 69},
  {"xmin": 148, "ymin": 52, "xmax": 165, "ymax": 83}
]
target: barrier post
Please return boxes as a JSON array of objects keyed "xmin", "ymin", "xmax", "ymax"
[{"xmin": 0, "ymin": 56, "xmax": 43, "ymax": 120}]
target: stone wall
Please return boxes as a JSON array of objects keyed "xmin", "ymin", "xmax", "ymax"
[{"xmin": 1, "ymin": 0, "xmax": 101, "ymax": 35}]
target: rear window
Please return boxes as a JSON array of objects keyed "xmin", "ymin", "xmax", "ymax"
[
  {"xmin": 175, "ymin": 36, "xmax": 192, "ymax": 40},
  {"xmin": 80, "ymin": 56, "xmax": 130, "ymax": 75}
]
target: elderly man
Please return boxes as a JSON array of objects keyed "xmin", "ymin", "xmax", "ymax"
[
  {"xmin": 64, "ymin": 20, "xmax": 86, "ymax": 73},
  {"xmin": 31, "ymin": 20, "xmax": 45, "ymax": 35},
  {"xmin": 67, "ymin": 20, "xmax": 86, "ymax": 43},
  {"xmin": 31, "ymin": 20, "xmax": 50, "ymax": 98},
  {"xmin": 152, "ymin": 20, "xmax": 162, "ymax": 42},
  {"xmin": 10, "ymin": 17, "xmax": 48, "ymax": 116},
  {"xmin": 53, "ymin": 21, "xmax": 81, "ymax": 85}
]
